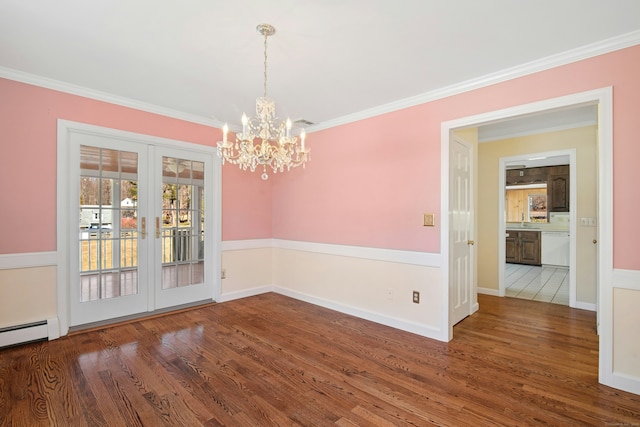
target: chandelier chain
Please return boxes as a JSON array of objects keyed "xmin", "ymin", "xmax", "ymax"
[{"xmin": 263, "ymin": 33, "xmax": 268, "ymax": 99}]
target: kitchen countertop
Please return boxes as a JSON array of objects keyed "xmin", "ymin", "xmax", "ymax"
[{"xmin": 505, "ymin": 222, "xmax": 569, "ymax": 232}]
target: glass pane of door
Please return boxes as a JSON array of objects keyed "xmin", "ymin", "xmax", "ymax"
[
  {"xmin": 160, "ymin": 157, "xmax": 205, "ymax": 289},
  {"xmin": 71, "ymin": 136, "xmax": 149, "ymax": 327},
  {"xmin": 79, "ymin": 146, "xmax": 139, "ymax": 301},
  {"xmin": 155, "ymin": 147, "xmax": 214, "ymax": 310}
]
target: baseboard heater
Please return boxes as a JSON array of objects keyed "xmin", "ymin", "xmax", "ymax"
[{"xmin": 0, "ymin": 318, "xmax": 60, "ymax": 348}]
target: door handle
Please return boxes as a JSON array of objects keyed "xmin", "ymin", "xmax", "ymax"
[
  {"xmin": 467, "ymin": 240, "xmax": 475, "ymax": 246},
  {"xmin": 141, "ymin": 217, "xmax": 147, "ymax": 239},
  {"xmin": 156, "ymin": 217, "xmax": 161, "ymax": 239},
  {"xmin": 593, "ymin": 239, "xmax": 597, "ymax": 244}
]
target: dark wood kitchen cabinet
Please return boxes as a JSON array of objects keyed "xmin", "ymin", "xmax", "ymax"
[
  {"xmin": 505, "ymin": 165, "xmax": 570, "ymax": 214},
  {"xmin": 505, "ymin": 230, "xmax": 541, "ymax": 265},
  {"xmin": 547, "ymin": 165, "xmax": 569, "ymax": 212},
  {"xmin": 506, "ymin": 232, "xmax": 518, "ymax": 263},
  {"xmin": 506, "ymin": 166, "xmax": 547, "ymax": 185}
]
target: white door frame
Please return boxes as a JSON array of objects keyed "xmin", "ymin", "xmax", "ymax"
[
  {"xmin": 440, "ymin": 87, "xmax": 613, "ymax": 387},
  {"xmin": 57, "ymin": 119, "xmax": 222, "ymax": 335}
]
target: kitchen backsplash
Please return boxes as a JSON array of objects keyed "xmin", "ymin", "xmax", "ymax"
[{"xmin": 549, "ymin": 212, "xmax": 570, "ymax": 224}]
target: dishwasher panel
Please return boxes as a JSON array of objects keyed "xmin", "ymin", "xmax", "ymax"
[{"xmin": 541, "ymin": 232, "xmax": 570, "ymax": 266}]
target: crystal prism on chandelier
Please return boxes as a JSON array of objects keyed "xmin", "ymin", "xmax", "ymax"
[{"xmin": 217, "ymin": 23, "xmax": 310, "ymax": 180}]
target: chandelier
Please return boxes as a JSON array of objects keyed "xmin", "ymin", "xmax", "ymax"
[{"xmin": 217, "ymin": 23, "xmax": 310, "ymax": 180}]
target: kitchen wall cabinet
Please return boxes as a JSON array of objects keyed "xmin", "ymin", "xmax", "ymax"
[
  {"xmin": 547, "ymin": 165, "xmax": 569, "ymax": 212},
  {"xmin": 505, "ymin": 230, "xmax": 541, "ymax": 265},
  {"xmin": 505, "ymin": 165, "xmax": 569, "ymax": 217},
  {"xmin": 506, "ymin": 166, "xmax": 547, "ymax": 185}
]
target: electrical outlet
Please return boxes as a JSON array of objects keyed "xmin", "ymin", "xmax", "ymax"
[
  {"xmin": 221, "ymin": 269, "xmax": 226, "ymax": 279},
  {"xmin": 386, "ymin": 288, "xmax": 393, "ymax": 300},
  {"xmin": 580, "ymin": 217, "xmax": 597, "ymax": 226},
  {"xmin": 412, "ymin": 291, "xmax": 420, "ymax": 304}
]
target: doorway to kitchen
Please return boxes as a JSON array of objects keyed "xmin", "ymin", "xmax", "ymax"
[
  {"xmin": 499, "ymin": 149, "xmax": 579, "ymax": 308},
  {"xmin": 441, "ymin": 87, "xmax": 611, "ymax": 335}
]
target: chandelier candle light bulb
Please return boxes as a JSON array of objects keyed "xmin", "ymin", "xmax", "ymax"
[
  {"xmin": 216, "ymin": 23, "xmax": 310, "ymax": 180},
  {"xmin": 241, "ymin": 113, "xmax": 248, "ymax": 139}
]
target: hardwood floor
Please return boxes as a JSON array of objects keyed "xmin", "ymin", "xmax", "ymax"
[{"xmin": 1, "ymin": 293, "xmax": 638, "ymax": 426}]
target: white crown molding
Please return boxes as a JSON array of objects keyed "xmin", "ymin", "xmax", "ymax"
[
  {"xmin": 0, "ymin": 66, "xmax": 222, "ymax": 128},
  {"xmin": 3, "ymin": 30, "xmax": 639, "ymax": 134},
  {"xmin": 308, "ymin": 30, "xmax": 640, "ymax": 133}
]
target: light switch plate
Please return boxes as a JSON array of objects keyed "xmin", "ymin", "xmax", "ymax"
[{"xmin": 423, "ymin": 213, "xmax": 435, "ymax": 227}]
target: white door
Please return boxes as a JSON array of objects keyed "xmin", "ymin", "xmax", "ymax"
[
  {"xmin": 69, "ymin": 131, "xmax": 217, "ymax": 327},
  {"xmin": 450, "ymin": 136, "xmax": 474, "ymax": 326}
]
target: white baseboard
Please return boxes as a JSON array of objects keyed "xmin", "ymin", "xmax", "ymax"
[
  {"xmin": 217, "ymin": 283, "xmax": 444, "ymax": 341},
  {"xmin": 472, "ymin": 302, "xmax": 479, "ymax": 314},
  {"xmin": 609, "ymin": 372, "xmax": 640, "ymax": 396},
  {"xmin": 574, "ymin": 301, "xmax": 597, "ymax": 312},
  {"xmin": 477, "ymin": 287, "xmax": 500, "ymax": 296},
  {"xmin": 217, "ymin": 285, "xmax": 274, "ymax": 303},
  {"xmin": 273, "ymin": 286, "xmax": 443, "ymax": 341}
]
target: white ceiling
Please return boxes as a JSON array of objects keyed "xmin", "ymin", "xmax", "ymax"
[
  {"xmin": 505, "ymin": 155, "xmax": 570, "ymax": 170},
  {"xmin": 1, "ymin": 1, "xmax": 639, "ymax": 131}
]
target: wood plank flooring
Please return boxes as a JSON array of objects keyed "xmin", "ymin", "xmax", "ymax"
[{"xmin": 1, "ymin": 293, "xmax": 639, "ymax": 426}]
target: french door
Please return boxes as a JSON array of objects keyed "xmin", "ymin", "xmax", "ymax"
[
  {"xmin": 67, "ymin": 126, "xmax": 218, "ymax": 327},
  {"xmin": 155, "ymin": 146, "xmax": 213, "ymax": 309}
]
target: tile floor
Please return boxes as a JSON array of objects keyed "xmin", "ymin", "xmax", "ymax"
[{"xmin": 505, "ymin": 263, "xmax": 569, "ymax": 305}]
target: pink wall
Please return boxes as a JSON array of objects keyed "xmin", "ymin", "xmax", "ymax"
[
  {"xmin": 0, "ymin": 79, "xmax": 270, "ymax": 254},
  {"xmin": 271, "ymin": 109, "xmax": 441, "ymax": 252},
  {"xmin": 220, "ymin": 161, "xmax": 272, "ymax": 241},
  {"xmin": 272, "ymin": 45, "xmax": 640, "ymax": 270},
  {"xmin": 2, "ymin": 45, "xmax": 639, "ymax": 270}
]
